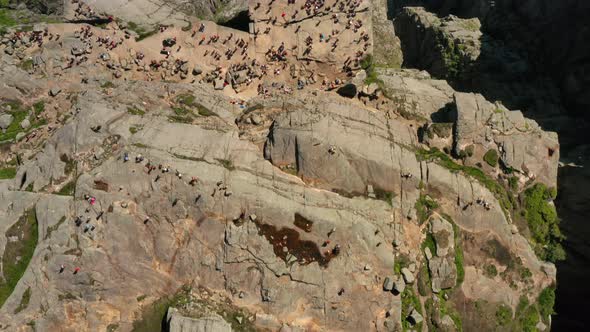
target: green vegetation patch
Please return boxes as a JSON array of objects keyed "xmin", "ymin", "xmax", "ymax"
[
  {"xmin": 131, "ymin": 285, "xmax": 256, "ymax": 332},
  {"xmin": 394, "ymin": 253, "xmax": 410, "ymax": 275},
  {"xmin": 107, "ymin": 323, "xmax": 120, "ymax": 332},
  {"xmin": 176, "ymin": 94, "xmax": 218, "ymax": 117},
  {"xmin": 401, "ymin": 287, "xmax": 422, "ymax": 331},
  {"xmin": 216, "ymin": 158, "xmax": 235, "ymax": 171},
  {"xmin": 0, "ymin": 208, "xmax": 38, "ymax": 308},
  {"xmin": 452, "ymin": 222, "xmax": 465, "ymax": 285},
  {"xmin": 127, "ymin": 21, "xmax": 158, "ymax": 41},
  {"xmin": 0, "ymin": 167, "xmax": 16, "ymax": 179},
  {"xmin": 415, "ymin": 194, "xmax": 438, "ymax": 224},
  {"xmin": 101, "ymin": 81, "xmax": 115, "ymax": 89},
  {"xmin": 484, "ymin": 264, "xmax": 497, "ymax": 278},
  {"xmin": 127, "ymin": 106, "xmax": 145, "ymax": 116},
  {"xmin": 416, "ymin": 147, "xmax": 515, "ymax": 215},
  {"xmin": 373, "ymin": 187, "xmax": 395, "ymax": 205},
  {"xmin": 537, "ymin": 286, "xmax": 555, "ymax": 323},
  {"xmin": 45, "ymin": 216, "xmax": 66, "ymax": 240},
  {"xmin": 33, "ymin": 101, "xmax": 44, "ymax": 115},
  {"xmin": 438, "ymin": 291, "xmax": 463, "ymax": 331},
  {"xmin": 360, "ymin": 54, "xmax": 384, "ymax": 86},
  {"xmin": 0, "ymin": 7, "xmax": 61, "ymax": 35},
  {"xmin": 172, "ymin": 153, "xmax": 206, "ymax": 163},
  {"xmin": 523, "ymin": 183, "xmax": 565, "ymax": 262},
  {"xmin": 520, "ymin": 305, "xmax": 540, "ymax": 332},
  {"xmin": 131, "ymin": 287, "xmax": 190, "ymax": 331},
  {"xmin": 0, "ymin": 100, "xmax": 47, "ymax": 143},
  {"xmin": 56, "ymin": 180, "xmax": 75, "ymax": 196},
  {"xmin": 495, "ymin": 304, "xmax": 512, "ymax": 326},
  {"xmin": 421, "ymin": 232, "xmax": 436, "ymax": 257},
  {"xmin": 417, "ymin": 263, "xmax": 430, "ymax": 296},
  {"xmin": 483, "ymin": 149, "xmax": 498, "ymax": 167},
  {"xmin": 14, "ymin": 286, "xmax": 31, "ymax": 313},
  {"xmin": 18, "ymin": 58, "xmax": 34, "ymax": 71}
]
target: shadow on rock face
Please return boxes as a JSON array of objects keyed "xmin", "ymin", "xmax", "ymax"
[{"xmin": 217, "ymin": 10, "xmax": 251, "ymax": 32}]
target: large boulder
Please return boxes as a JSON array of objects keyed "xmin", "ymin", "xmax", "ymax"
[{"xmin": 166, "ymin": 308, "xmax": 232, "ymax": 332}]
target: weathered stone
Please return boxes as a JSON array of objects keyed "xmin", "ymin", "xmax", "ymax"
[
  {"xmin": 401, "ymin": 267, "xmax": 414, "ymax": 284},
  {"xmin": 20, "ymin": 118, "xmax": 30, "ymax": 129},
  {"xmin": 408, "ymin": 308, "xmax": 423, "ymax": 325},
  {"xmin": 166, "ymin": 308, "xmax": 231, "ymax": 332},
  {"xmin": 49, "ymin": 88, "xmax": 61, "ymax": 97},
  {"xmin": 393, "ymin": 276, "xmax": 406, "ymax": 294},
  {"xmin": 193, "ymin": 66, "xmax": 203, "ymax": 75},
  {"xmin": 383, "ymin": 277, "xmax": 394, "ymax": 291},
  {"xmin": 367, "ymin": 184, "xmax": 376, "ymax": 198},
  {"xmin": 440, "ymin": 314, "xmax": 456, "ymax": 330},
  {"xmin": 33, "ymin": 23, "xmax": 46, "ymax": 33},
  {"xmin": 0, "ymin": 114, "xmax": 14, "ymax": 130},
  {"xmin": 71, "ymin": 47, "xmax": 85, "ymax": 56},
  {"xmin": 251, "ymin": 114, "xmax": 262, "ymax": 125},
  {"xmin": 214, "ymin": 78, "xmax": 225, "ymax": 90}
]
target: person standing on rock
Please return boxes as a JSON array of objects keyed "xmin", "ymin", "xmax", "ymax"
[
  {"xmin": 73, "ymin": 267, "xmax": 80, "ymax": 275},
  {"xmin": 59, "ymin": 264, "xmax": 65, "ymax": 273}
]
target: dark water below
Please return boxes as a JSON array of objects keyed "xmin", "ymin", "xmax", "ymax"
[{"xmin": 553, "ymin": 158, "xmax": 590, "ymax": 330}]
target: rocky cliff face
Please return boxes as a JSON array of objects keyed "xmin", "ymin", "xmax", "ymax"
[
  {"xmin": 391, "ymin": 1, "xmax": 590, "ymax": 329},
  {"xmin": 0, "ymin": 0, "xmax": 564, "ymax": 331},
  {"xmin": 393, "ymin": 0, "xmax": 590, "ymax": 119}
]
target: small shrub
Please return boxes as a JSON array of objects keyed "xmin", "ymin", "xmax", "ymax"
[
  {"xmin": 127, "ymin": 107, "xmax": 145, "ymax": 116},
  {"xmin": 216, "ymin": 159, "xmax": 235, "ymax": 171},
  {"xmin": 483, "ymin": 149, "xmax": 498, "ymax": 167},
  {"xmin": 495, "ymin": 304, "xmax": 512, "ymax": 326},
  {"xmin": 415, "ymin": 194, "xmax": 438, "ymax": 224},
  {"xmin": 523, "ymin": 183, "xmax": 564, "ymax": 262},
  {"xmin": 508, "ymin": 176, "xmax": 519, "ymax": 191},
  {"xmin": 18, "ymin": 59, "xmax": 34, "ymax": 71},
  {"xmin": 14, "ymin": 287, "xmax": 31, "ymax": 313},
  {"xmin": 520, "ymin": 305, "xmax": 540, "ymax": 332},
  {"xmin": 464, "ymin": 144, "xmax": 474, "ymax": 157},
  {"xmin": 196, "ymin": 105, "xmax": 218, "ymax": 117},
  {"xmin": 101, "ymin": 81, "xmax": 115, "ymax": 89},
  {"xmin": 484, "ymin": 264, "xmax": 498, "ymax": 278},
  {"xmin": 56, "ymin": 181, "xmax": 75, "ymax": 196}
]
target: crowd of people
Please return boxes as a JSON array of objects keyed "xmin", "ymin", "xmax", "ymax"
[{"xmin": 3, "ymin": 0, "xmax": 372, "ymax": 99}]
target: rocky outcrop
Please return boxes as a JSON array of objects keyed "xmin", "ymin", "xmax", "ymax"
[
  {"xmin": 166, "ymin": 308, "xmax": 232, "ymax": 332},
  {"xmin": 394, "ymin": 7, "xmax": 481, "ymax": 81},
  {"xmin": 0, "ymin": 1, "xmax": 566, "ymax": 330},
  {"xmin": 415, "ymin": 0, "xmax": 590, "ymax": 118},
  {"xmin": 377, "ymin": 68, "xmax": 454, "ymax": 119},
  {"xmin": 453, "ymin": 92, "xmax": 559, "ymax": 187},
  {"xmin": 425, "ymin": 217, "xmax": 457, "ymax": 293}
]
